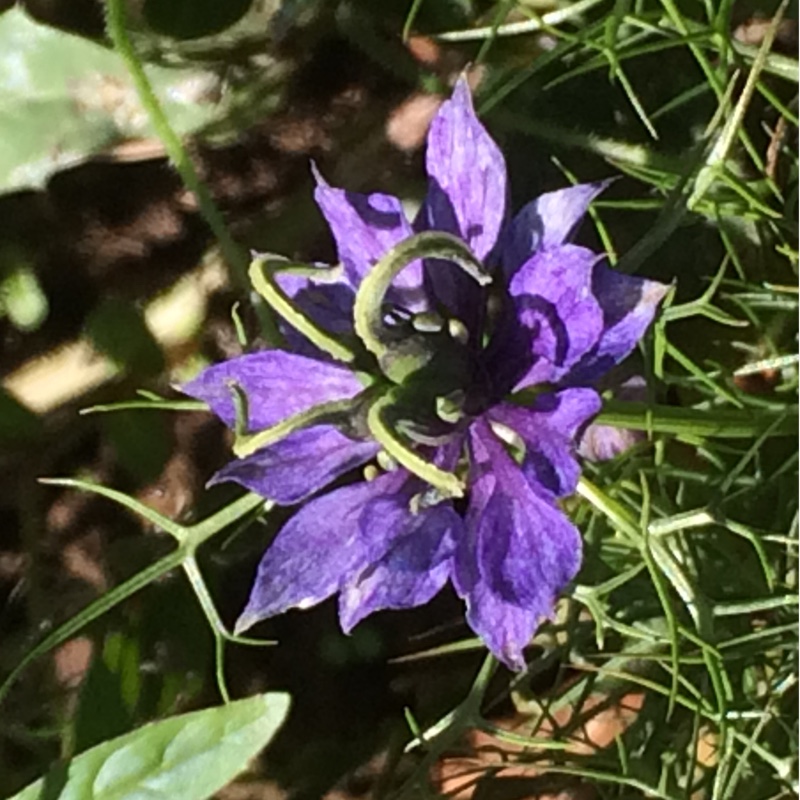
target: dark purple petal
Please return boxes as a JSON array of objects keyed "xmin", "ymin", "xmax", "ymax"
[
  {"xmin": 501, "ymin": 181, "xmax": 611, "ymax": 278},
  {"xmin": 339, "ymin": 501, "xmax": 461, "ymax": 632},
  {"xmin": 313, "ymin": 166, "xmax": 426, "ymax": 311},
  {"xmin": 235, "ymin": 469, "xmax": 407, "ymax": 633},
  {"xmin": 488, "ymin": 389, "xmax": 601, "ymax": 499},
  {"xmin": 565, "ymin": 266, "xmax": 670, "ymax": 384},
  {"xmin": 274, "ymin": 267, "xmax": 357, "ymax": 357},
  {"xmin": 453, "ymin": 417, "xmax": 582, "ymax": 669},
  {"xmin": 181, "ymin": 351, "xmax": 365, "ymax": 431},
  {"xmin": 487, "ymin": 245, "xmax": 605, "ymax": 391},
  {"xmin": 209, "ymin": 425, "xmax": 380, "ymax": 504}
]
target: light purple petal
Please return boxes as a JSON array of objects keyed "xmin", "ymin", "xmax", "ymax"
[
  {"xmin": 209, "ymin": 425, "xmax": 380, "ymax": 504},
  {"xmin": 235, "ymin": 469, "xmax": 407, "ymax": 633},
  {"xmin": 488, "ymin": 389, "xmax": 601, "ymax": 499},
  {"xmin": 421, "ymin": 77, "xmax": 507, "ymax": 260},
  {"xmin": 501, "ymin": 181, "xmax": 611, "ymax": 278},
  {"xmin": 487, "ymin": 245, "xmax": 605, "ymax": 391},
  {"xmin": 565, "ymin": 266, "xmax": 670, "ymax": 384},
  {"xmin": 339, "ymin": 501, "xmax": 461, "ymax": 632},
  {"xmin": 181, "ymin": 350, "xmax": 365, "ymax": 431},
  {"xmin": 416, "ymin": 78, "xmax": 506, "ymax": 332},
  {"xmin": 579, "ymin": 376, "xmax": 648, "ymax": 461},
  {"xmin": 578, "ymin": 424, "xmax": 644, "ymax": 462},
  {"xmin": 313, "ymin": 166, "xmax": 426, "ymax": 311},
  {"xmin": 453, "ymin": 417, "xmax": 582, "ymax": 669}
]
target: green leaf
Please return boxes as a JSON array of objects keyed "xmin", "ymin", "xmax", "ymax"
[
  {"xmin": 0, "ymin": 8, "xmax": 223, "ymax": 193},
  {"xmin": 9, "ymin": 692, "xmax": 291, "ymax": 800}
]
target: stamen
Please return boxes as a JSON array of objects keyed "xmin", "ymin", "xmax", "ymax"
[
  {"xmin": 353, "ymin": 231, "xmax": 491, "ymax": 382},
  {"xmin": 488, "ymin": 419, "xmax": 526, "ymax": 464},
  {"xmin": 436, "ymin": 391, "xmax": 466, "ymax": 424}
]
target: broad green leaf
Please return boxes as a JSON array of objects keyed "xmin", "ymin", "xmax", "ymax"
[
  {"xmin": 9, "ymin": 692, "xmax": 291, "ymax": 800},
  {"xmin": 0, "ymin": 8, "xmax": 222, "ymax": 193}
]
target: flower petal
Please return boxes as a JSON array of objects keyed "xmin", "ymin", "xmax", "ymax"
[
  {"xmin": 421, "ymin": 77, "xmax": 507, "ymax": 260},
  {"xmin": 313, "ymin": 166, "xmax": 426, "ymax": 310},
  {"xmin": 339, "ymin": 500, "xmax": 460, "ymax": 632},
  {"xmin": 273, "ymin": 267, "xmax": 357, "ymax": 357},
  {"xmin": 416, "ymin": 78, "xmax": 506, "ymax": 332},
  {"xmin": 578, "ymin": 376, "xmax": 648, "ymax": 460},
  {"xmin": 487, "ymin": 245, "xmax": 605, "ymax": 391},
  {"xmin": 181, "ymin": 350, "xmax": 365, "ymax": 431},
  {"xmin": 501, "ymin": 181, "xmax": 611, "ymax": 278},
  {"xmin": 489, "ymin": 389, "xmax": 601, "ymax": 499},
  {"xmin": 235, "ymin": 469, "xmax": 407, "ymax": 634},
  {"xmin": 459, "ymin": 582, "xmax": 546, "ymax": 671},
  {"xmin": 209, "ymin": 425, "xmax": 380, "ymax": 504},
  {"xmin": 453, "ymin": 418, "xmax": 582, "ymax": 669},
  {"xmin": 566, "ymin": 266, "xmax": 670, "ymax": 384}
]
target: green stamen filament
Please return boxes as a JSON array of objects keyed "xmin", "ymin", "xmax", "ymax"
[
  {"xmin": 367, "ymin": 392, "xmax": 465, "ymax": 498},
  {"xmin": 232, "ymin": 390, "xmax": 369, "ymax": 458},
  {"xmin": 249, "ymin": 257, "xmax": 359, "ymax": 364}
]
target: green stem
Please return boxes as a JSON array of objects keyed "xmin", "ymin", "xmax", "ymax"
[
  {"xmin": 397, "ymin": 653, "xmax": 496, "ymax": 797},
  {"xmin": 0, "ymin": 485, "xmax": 265, "ymax": 709},
  {"xmin": 595, "ymin": 401, "xmax": 796, "ymax": 439},
  {"xmin": 104, "ymin": 0, "xmax": 277, "ymax": 340}
]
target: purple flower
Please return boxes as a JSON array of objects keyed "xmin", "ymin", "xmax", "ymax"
[{"xmin": 182, "ymin": 79, "xmax": 668, "ymax": 669}]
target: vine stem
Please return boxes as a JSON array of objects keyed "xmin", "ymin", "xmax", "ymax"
[
  {"xmin": 0, "ymin": 486, "xmax": 267, "ymax": 709},
  {"xmin": 103, "ymin": 0, "xmax": 277, "ymax": 339},
  {"xmin": 394, "ymin": 653, "xmax": 496, "ymax": 798}
]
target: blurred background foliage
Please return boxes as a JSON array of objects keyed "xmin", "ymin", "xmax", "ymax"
[{"xmin": 0, "ymin": 0, "xmax": 797, "ymax": 798}]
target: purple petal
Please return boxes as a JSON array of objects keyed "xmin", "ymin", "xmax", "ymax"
[
  {"xmin": 488, "ymin": 389, "xmax": 601, "ymax": 499},
  {"xmin": 339, "ymin": 501, "xmax": 461, "ymax": 632},
  {"xmin": 273, "ymin": 267, "xmax": 357, "ymax": 357},
  {"xmin": 488, "ymin": 245, "xmax": 605, "ymax": 391},
  {"xmin": 501, "ymin": 181, "xmax": 611, "ymax": 278},
  {"xmin": 181, "ymin": 350, "xmax": 365, "ymax": 431},
  {"xmin": 566, "ymin": 266, "xmax": 670, "ymax": 384},
  {"xmin": 209, "ymin": 425, "xmax": 380, "ymax": 504},
  {"xmin": 579, "ymin": 424, "xmax": 644, "ymax": 462},
  {"xmin": 313, "ymin": 166, "xmax": 426, "ymax": 311},
  {"xmin": 235, "ymin": 469, "xmax": 407, "ymax": 633},
  {"xmin": 459, "ymin": 582, "xmax": 546, "ymax": 671},
  {"xmin": 453, "ymin": 417, "xmax": 582, "ymax": 669},
  {"xmin": 416, "ymin": 78, "xmax": 506, "ymax": 332},
  {"xmin": 421, "ymin": 78, "xmax": 507, "ymax": 260}
]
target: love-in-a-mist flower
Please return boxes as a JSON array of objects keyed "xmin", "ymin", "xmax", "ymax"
[{"xmin": 183, "ymin": 79, "xmax": 668, "ymax": 669}]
